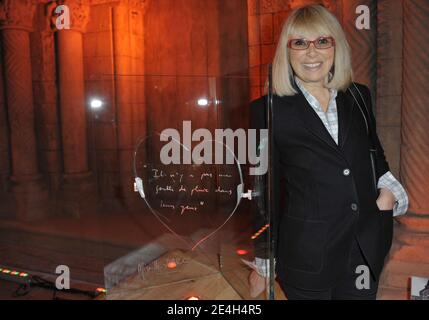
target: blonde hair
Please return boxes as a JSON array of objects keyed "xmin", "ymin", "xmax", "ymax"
[{"xmin": 272, "ymin": 4, "xmax": 353, "ymax": 96}]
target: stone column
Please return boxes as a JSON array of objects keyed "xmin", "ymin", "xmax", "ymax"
[
  {"xmin": 32, "ymin": 2, "xmax": 63, "ymax": 194},
  {"xmin": 0, "ymin": 23, "xmax": 10, "ymax": 217},
  {"xmin": 342, "ymin": 0, "xmax": 377, "ymax": 95},
  {"xmin": 375, "ymin": 0, "xmax": 403, "ymax": 177},
  {"xmin": 394, "ymin": 0, "xmax": 429, "ymax": 283},
  {"xmin": 0, "ymin": 0, "xmax": 49, "ymax": 221},
  {"xmin": 54, "ymin": 0, "xmax": 96, "ymax": 216},
  {"xmin": 112, "ymin": 0, "xmax": 146, "ymax": 211},
  {"xmin": 0, "ymin": 32, "xmax": 8, "ymax": 191},
  {"xmin": 374, "ymin": 0, "xmax": 404, "ymax": 299},
  {"xmin": 377, "ymin": 0, "xmax": 429, "ymax": 300}
]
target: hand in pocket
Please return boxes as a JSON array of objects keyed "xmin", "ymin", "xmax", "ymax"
[{"xmin": 376, "ymin": 188, "xmax": 396, "ymax": 211}]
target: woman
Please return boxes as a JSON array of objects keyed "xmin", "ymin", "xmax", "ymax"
[{"xmin": 249, "ymin": 4, "xmax": 408, "ymax": 300}]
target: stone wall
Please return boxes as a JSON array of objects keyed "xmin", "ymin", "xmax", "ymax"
[{"xmin": 0, "ymin": 0, "xmax": 427, "ymax": 299}]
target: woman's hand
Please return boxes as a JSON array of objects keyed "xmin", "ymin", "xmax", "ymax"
[
  {"xmin": 249, "ymin": 270, "xmax": 266, "ymax": 298},
  {"xmin": 376, "ymin": 188, "xmax": 396, "ymax": 211}
]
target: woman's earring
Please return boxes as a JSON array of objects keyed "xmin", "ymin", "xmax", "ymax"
[
  {"xmin": 328, "ymin": 67, "xmax": 334, "ymax": 81},
  {"xmin": 292, "ymin": 76, "xmax": 298, "ymax": 90}
]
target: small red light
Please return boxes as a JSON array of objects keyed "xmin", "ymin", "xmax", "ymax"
[
  {"xmin": 236, "ymin": 249, "xmax": 248, "ymax": 255},
  {"xmin": 167, "ymin": 261, "xmax": 177, "ymax": 269}
]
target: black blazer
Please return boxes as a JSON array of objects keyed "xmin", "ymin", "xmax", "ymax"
[{"xmin": 250, "ymin": 83, "xmax": 394, "ymax": 290}]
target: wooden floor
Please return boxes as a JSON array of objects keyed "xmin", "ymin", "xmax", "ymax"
[
  {"xmin": 105, "ymin": 249, "xmax": 286, "ymax": 300},
  {"xmin": 0, "ymin": 210, "xmax": 408, "ymax": 300},
  {"xmin": 0, "ymin": 209, "xmax": 276, "ymax": 300}
]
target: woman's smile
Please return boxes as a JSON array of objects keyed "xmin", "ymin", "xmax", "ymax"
[{"xmin": 302, "ymin": 62, "xmax": 323, "ymax": 71}]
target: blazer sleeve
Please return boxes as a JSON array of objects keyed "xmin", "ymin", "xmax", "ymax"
[{"xmin": 249, "ymin": 97, "xmax": 281, "ymax": 259}]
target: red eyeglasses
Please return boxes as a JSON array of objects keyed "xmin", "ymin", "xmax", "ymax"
[{"xmin": 288, "ymin": 36, "xmax": 335, "ymax": 50}]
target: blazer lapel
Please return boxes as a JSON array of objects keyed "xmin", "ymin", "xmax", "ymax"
[
  {"xmin": 286, "ymin": 92, "xmax": 339, "ymax": 151},
  {"xmin": 336, "ymin": 89, "xmax": 355, "ymax": 149}
]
